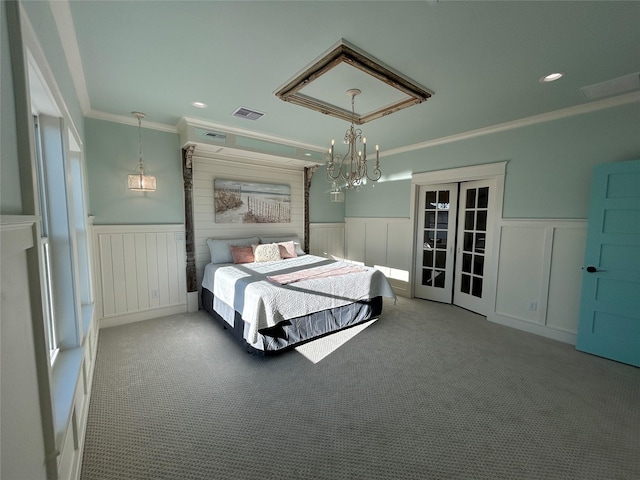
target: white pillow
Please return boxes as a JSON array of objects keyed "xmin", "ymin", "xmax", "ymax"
[
  {"xmin": 207, "ymin": 237, "xmax": 259, "ymax": 264},
  {"xmin": 259, "ymin": 235, "xmax": 305, "ymax": 255},
  {"xmin": 252, "ymin": 243, "xmax": 282, "ymax": 263}
]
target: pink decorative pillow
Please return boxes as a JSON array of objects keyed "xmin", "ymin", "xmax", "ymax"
[
  {"xmin": 230, "ymin": 245, "xmax": 254, "ymax": 264},
  {"xmin": 277, "ymin": 241, "xmax": 298, "ymax": 259}
]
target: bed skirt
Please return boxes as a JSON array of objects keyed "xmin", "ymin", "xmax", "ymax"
[{"xmin": 201, "ymin": 287, "xmax": 383, "ymax": 355}]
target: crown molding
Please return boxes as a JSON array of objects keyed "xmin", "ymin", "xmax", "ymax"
[
  {"xmin": 19, "ymin": 3, "xmax": 81, "ymax": 145},
  {"xmin": 86, "ymin": 87, "xmax": 639, "ymax": 158},
  {"xmin": 178, "ymin": 116, "xmax": 326, "ymax": 153},
  {"xmin": 85, "ymin": 110, "xmax": 178, "ymax": 134},
  {"xmin": 49, "ymin": 0, "xmax": 91, "ymax": 114},
  {"xmin": 383, "ymin": 90, "xmax": 640, "ymax": 158}
]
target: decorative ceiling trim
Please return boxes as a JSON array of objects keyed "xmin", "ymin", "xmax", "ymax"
[{"xmin": 275, "ymin": 39, "xmax": 433, "ymax": 124}]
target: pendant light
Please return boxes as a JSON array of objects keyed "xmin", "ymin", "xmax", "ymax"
[{"xmin": 127, "ymin": 111, "xmax": 156, "ymax": 192}]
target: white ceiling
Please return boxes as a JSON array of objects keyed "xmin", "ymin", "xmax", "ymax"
[{"xmin": 56, "ymin": 1, "xmax": 640, "ymax": 154}]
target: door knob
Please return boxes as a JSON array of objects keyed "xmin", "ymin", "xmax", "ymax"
[{"xmin": 585, "ymin": 266, "xmax": 600, "ymax": 273}]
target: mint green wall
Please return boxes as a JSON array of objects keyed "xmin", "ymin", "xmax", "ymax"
[
  {"xmin": 20, "ymin": 0, "xmax": 84, "ymax": 139},
  {"xmin": 85, "ymin": 118, "xmax": 184, "ymax": 225},
  {"xmin": 309, "ymin": 165, "xmax": 346, "ymax": 223},
  {"xmin": 345, "ymin": 103, "xmax": 640, "ymax": 220},
  {"xmin": 1, "ymin": 1, "xmax": 23, "ymax": 214}
]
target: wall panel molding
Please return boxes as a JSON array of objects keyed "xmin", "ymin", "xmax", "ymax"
[
  {"xmin": 491, "ymin": 219, "xmax": 587, "ymax": 344},
  {"xmin": 1, "ymin": 217, "xmax": 53, "ymax": 479},
  {"xmin": 345, "ymin": 217, "xmax": 411, "ymax": 296},
  {"xmin": 309, "ymin": 223, "xmax": 345, "ymax": 259},
  {"xmin": 93, "ymin": 224, "xmax": 187, "ymax": 327}
]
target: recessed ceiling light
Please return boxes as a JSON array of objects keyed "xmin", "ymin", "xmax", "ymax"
[
  {"xmin": 304, "ymin": 153, "xmax": 312, "ymax": 157},
  {"xmin": 191, "ymin": 101, "xmax": 208, "ymax": 108},
  {"xmin": 540, "ymin": 72, "xmax": 564, "ymax": 83}
]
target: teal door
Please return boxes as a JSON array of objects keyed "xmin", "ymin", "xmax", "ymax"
[{"xmin": 576, "ymin": 159, "xmax": 640, "ymax": 367}]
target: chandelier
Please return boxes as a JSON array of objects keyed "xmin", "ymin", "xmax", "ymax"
[
  {"xmin": 127, "ymin": 111, "xmax": 157, "ymax": 192},
  {"xmin": 326, "ymin": 89, "xmax": 381, "ymax": 202}
]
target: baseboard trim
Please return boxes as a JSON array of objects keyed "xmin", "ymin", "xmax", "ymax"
[
  {"xmin": 100, "ymin": 304, "xmax": 187, "ymax": 329},
  {"xmin": 488, "ymin": 313, "xmax": 577, "ymax": 345}
]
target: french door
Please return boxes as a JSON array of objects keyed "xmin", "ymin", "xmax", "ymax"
[
  {"xmin": 453, "ymin": 180, "xmax": 494, "ymax": 315},
  {"xmin": 414, "ymin": 183, "xmax": 458, "ymax": 303},
  {"xmin": 415, "ymin": 179, "xmax": 495, "ymax": 316}
]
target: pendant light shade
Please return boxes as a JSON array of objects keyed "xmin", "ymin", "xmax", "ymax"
[
  {"xmin": 127, "ymin": 173, "xmax": 157, "ymax": 191},
  {"xmin": 128, "ymin": 111, "xmax": 156, "ymax": 192}
]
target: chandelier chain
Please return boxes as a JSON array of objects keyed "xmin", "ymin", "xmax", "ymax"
[{"xmin": 134, "ymin": 112, "xmax": 146, "ymax": 175}]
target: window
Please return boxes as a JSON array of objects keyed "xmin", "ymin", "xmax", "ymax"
[
  {"xmin": 33, "ymin": 114, "xmax": 91, "ymax": 357},
  {"xmin": 34, "ymin": 115, "xmax": 59, "ymax": 364}
]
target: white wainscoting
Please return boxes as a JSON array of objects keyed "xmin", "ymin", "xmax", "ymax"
[
  {"xmin": 192, "ymin": 153, "xmax": 305, "ymax": 291},
  {"xmin": 1, "ymin": 217, "xmax": 99, "ymax": 480},
  {"xmin": 56, "ymin": 315, "xmax": 99, "ymax": 480},
  {"xmin": 345, "ymin": 217, "xmax": 412, "ymax": 297},
  {"xmin": 1, "ymin": 219, "xmax": 49, "ymax": 479},
  {"xmin": 93, "ymin": 225, "xmax": 187, "ymax": 328},
  {"xmin": 309, "ymin": 223, "xmax": 345, "ymax": 259},
  {"xmin": 490, "ymin": 219, "xmax": 587, "ymax": 344}
]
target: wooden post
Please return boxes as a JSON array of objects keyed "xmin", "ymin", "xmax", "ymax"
[
  {"xmin": 182, "ymin": 145, "xmax": 197, "ymax": 294},
  {"xmin": 304, "ymin": 165, "xmax": 319, "ymax": 253}
]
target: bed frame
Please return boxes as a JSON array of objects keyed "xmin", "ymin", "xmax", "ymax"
[{"xmin": 201, "ymin": 287, "xmax": 383, "ymax": 355}]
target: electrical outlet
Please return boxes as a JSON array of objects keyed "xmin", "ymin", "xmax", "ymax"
[
  {"xmin": 151, "ymin": 289, "xmax": 159, "ymax": 299},
  {"xmin": 528, "ymin": 301, "xmax": 537, "ymax": 311}
]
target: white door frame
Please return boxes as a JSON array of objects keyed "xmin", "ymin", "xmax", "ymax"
[{"xmin": 409, "ymin": 162, "xmax": 507, "ymax": 315}]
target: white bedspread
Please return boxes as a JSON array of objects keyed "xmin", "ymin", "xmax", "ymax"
[{"xmin": 202, "ymin": 255, "xmax": 395, "ymax": 343}]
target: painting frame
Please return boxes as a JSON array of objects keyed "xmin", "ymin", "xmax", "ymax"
[{"xmin": 214, "ymin": 179, "xmax": 291, "ymax": 224}]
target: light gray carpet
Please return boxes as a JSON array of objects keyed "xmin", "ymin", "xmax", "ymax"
[{"xmin": 80, "ymin": 297, "xmax": 640, "ymax": 479}]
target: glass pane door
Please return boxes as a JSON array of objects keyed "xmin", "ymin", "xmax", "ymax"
[
  {"xmin": 454, "ymin": 180, "xmax": 493, "ymax": 315},
  {"xmin": 414, "ymin": 183, "xmax": 458, "ymax": 303}
]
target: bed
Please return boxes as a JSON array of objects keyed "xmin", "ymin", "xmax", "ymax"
[{"xmin": 201, "ymin": 235, "xmax": 396, "ymax": 354}]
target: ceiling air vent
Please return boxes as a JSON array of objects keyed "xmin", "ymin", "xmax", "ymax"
[
  {"xmin": 581, "ymin": 72, "xmax": 640, "ymax": 100},
  {"xmin": 203, "ymin": 131, "xmax": 226, "ymax": 140},
  {"xmin": 232, "ymin": 106, "xmax": 265, "ymax": 121},
  {"xmin": 196, "ymin": 128, "xmax": 226, "ymax": 141}
]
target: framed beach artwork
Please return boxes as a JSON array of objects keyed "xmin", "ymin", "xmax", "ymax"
[{"xmin": 214, "ymin": 179, "xmax": 291, "ymax": 224}]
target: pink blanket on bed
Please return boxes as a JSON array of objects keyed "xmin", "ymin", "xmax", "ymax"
[{"xmin": 267, "ymin": 264, "xmax": 367, "ymax": 285}]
